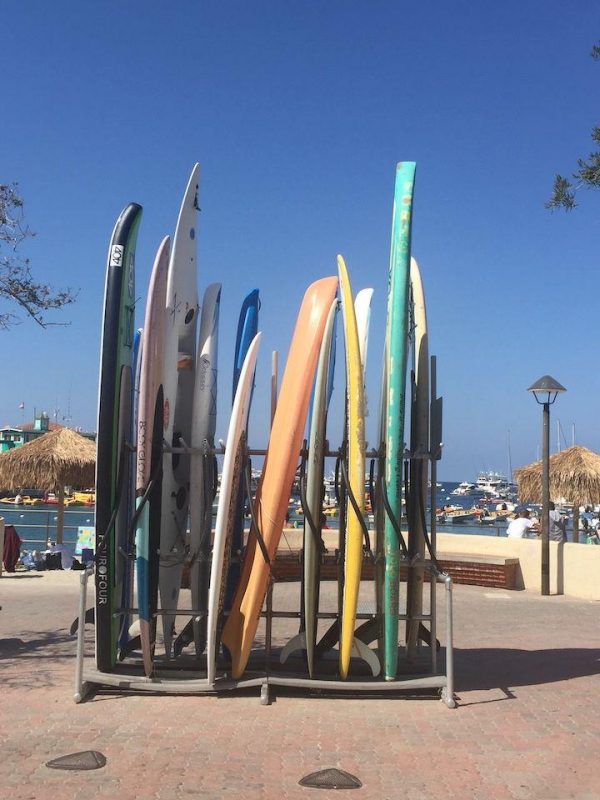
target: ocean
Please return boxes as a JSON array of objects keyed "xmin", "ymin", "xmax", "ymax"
[{"xmin": 0, "ymin": 482, "xmax": 513, "ymax": 560}]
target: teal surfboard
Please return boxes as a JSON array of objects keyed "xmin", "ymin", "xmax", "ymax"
[{"xmin": 383, "ymin": 162, "xmax": 416, "ymax": 680}]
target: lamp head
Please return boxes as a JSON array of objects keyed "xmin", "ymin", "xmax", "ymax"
[{"xmin": 527, "ymin": 375, "xmax": 566, "ymax": 405}]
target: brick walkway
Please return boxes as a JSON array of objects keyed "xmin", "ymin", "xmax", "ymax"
[{"xmin": 0, "ymin": 572, "xmax": 598, "ymax": 799}]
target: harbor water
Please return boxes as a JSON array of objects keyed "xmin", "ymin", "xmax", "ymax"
[{"xmin": 0, "ymin": 481, "xmax": 580, "ymax": 559}]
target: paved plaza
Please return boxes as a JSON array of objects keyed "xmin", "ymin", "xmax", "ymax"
[{"xmin": 0, "ymin": 571, "xmax": 598, "ymax": 799}]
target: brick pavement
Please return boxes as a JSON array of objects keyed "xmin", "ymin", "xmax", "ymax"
[{"xmin": 0, "ymin": 571, "xmax": 599, "ymax": 800}]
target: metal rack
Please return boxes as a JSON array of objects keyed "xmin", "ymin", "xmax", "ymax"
[
  {"xmin": 74, "ymin": 558, "xmax": 455, "ymax": 707},
  {"xmin": 74, "ymin": 355, "xmax": 455, "ymax": 707}
]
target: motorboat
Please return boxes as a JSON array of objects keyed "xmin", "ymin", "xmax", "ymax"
[{"xmin": 451, "ymin": 481, "xmax": 475, "ymax": 496}]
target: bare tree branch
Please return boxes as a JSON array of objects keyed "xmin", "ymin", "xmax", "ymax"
[{"xmin": 0, "ymin": 183, "xmax": 77, "ymax": 328}]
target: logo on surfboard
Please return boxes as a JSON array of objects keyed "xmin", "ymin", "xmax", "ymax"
[{"xmin": 110, "ymin": 245, "xmax": 124, "ymax": 267}]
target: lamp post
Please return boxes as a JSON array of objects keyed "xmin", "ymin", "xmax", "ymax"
[{"xmin": 528, "ymin": 375, "xmax": 567, "ymax": 595}]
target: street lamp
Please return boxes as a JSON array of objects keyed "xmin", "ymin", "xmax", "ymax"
[{"xmin": 528, "ymin": 375, "xmax": 567, "ymax": 595}]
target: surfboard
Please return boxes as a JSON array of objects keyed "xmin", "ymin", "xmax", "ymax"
[
  {"xmin": 117, "ymin": 326, "xmax": 143, "ymax": 656},
  {"xmin": 383, "ymin": 161, "xmax": 416, "ymax": 680},
  {"xmin": 135, "ymin": 236, "xmax": 169, "ymax": 677},
  {"xmin": 95, "ymin": 202, "xmax": 142, "ymax": 672},
  {"xmin": 374, "ymin": 338, "xmax": 388, "ymax": 663},
  {"xmin": 406, "ymin": 257, "xmax": 429, "ymax": 655},
  {"xmin": 280, "ymin": 298, "xmax": 337, "ymax": 677},
  {"xmin": 188, "ymin": 282, "xmax": 221, "ymax": 657},
  {"xmin": 337, "ymin": 256, "xmax": 366, "ymax": 680},
  {"xmin": 160, "ymin": 164, "xmax": 200, "ymax": 657},
  {"xmin": 354, "ymin": 289, "xmax": 374, "ymax": 375},
  {"xmin": 221, "ymin": 276, "xmax": 338, "ymax": 679},
  {"xmin": 224, "ymin": 289, "xmax": 260, "ymax": 611},
  {"xmin": 206, "ymin": 332, "xmax": 261, "ymax": 685}
]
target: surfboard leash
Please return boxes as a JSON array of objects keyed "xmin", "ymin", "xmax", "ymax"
[
  {"xmin": 339, "ymin": 456, "xmax": 372, "ymax": 557},
  {"xmin": 377, "ymin": 469, "xmax": 409, "ymax": 557},
  {"xmin": 243, "ymin": 456, "xmax": 271, "ymax": 568}
]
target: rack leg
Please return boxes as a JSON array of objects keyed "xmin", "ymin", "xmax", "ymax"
[
  {"xmin": 74, "ymin": 566, "xmax": 92, "ymax": 703},
  {"xmin": 260, "ymin": 682, "xmax": 271, "ymax": 705},
  {"xmin": 442, "ymin": 574, "xmax": 456, "ymax": 708},
  {"xmin": 265, "ymin": 580, "xmax": 273, "ymax": 673}
]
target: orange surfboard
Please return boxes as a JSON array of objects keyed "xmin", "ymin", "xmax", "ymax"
[{"xmin": 221, "ymin": 276, "xmax": 339, "ymax": 678}]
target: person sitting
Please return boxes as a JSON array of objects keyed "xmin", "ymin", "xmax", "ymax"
[{"xmin": 507, "ymin": 508, "xmax": 539, "ymax": 539}]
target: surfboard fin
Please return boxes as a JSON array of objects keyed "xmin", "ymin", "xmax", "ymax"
[
  {"xmin": 69, "ymin": 607, "xmax": 95, "ymax": 636},
  {"xmin": 417, "ymin": 622, "xmax": 440, "ymax": 650},
  {"xmin": 351, "ymin": 638, "xmax": 380, "ymax": 677},
  {"xmin": 173, "ymin": 619, "xmax": 194, "ymax": 657},
  {"xmin": 279, "ymin": 631, "xmax": 306, "ymax": 664},
  {"xmin": 118, "ymin": 635, "xmax": 141, "ymax": 661}
]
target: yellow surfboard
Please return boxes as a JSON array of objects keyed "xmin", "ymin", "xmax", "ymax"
[{"xmin": 337, "ymin": 255, "xmax": 366, "ymax": 679}]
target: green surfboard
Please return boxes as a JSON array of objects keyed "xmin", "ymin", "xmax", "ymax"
[{"xmin": 383, "ymin": 162, "xmax": 416, "ymax": 680}]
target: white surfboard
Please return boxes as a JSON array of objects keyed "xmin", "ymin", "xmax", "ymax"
[
  {"xmin": 188, "ymin": 282, "xmax": 221, "ymax": 656},
  {"xmin": 206, "ymin": 332, "xmax": 261, "ymax": 686},
  {"xmin": 354, "ymin": 288, "xmax": 374, "ymax": 373},
  {"xmin": 136, "ymin": 236, "xmax": 169, "ymax": 676},
  {"xmin": 160, "ymin": 164, "xmax": 200, "ymax": 657},
  {"xmin": 406, "ymin": 257, "xmax": 429, "ymax": 655}
]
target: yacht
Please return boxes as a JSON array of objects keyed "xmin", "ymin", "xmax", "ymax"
[
  {"xmin": 474, "ymin": 471, "xmax": 512, "ymax": 498},
  {"xmin": 451, "ymin": 481, "xmax": 475, "ymax": 496}
]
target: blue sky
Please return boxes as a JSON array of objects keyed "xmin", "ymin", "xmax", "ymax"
[{"xmin": 1, "ymin": 1, "xmax": 598, "ymax": 480}]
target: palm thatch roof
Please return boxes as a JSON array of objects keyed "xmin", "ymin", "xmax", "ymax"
[
  {"xmin": 514, "ymin": 445, "xmax": 600, "ymax": 505},
  {"xmin": 0, "ymin": 427, "xmax": 95, "ymax": 492}
]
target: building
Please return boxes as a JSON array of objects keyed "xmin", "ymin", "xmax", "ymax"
[
  {"xmin": 0, "ymin": 412, "xmax": 96, "ymax": 452},
  {"xmin": 0, "ymin": 426, "xmax": 24, "ymax": 452}
]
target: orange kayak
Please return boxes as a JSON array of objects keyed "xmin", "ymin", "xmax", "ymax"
[{"xmin": 221, "ymin": 275, "xmax": 338, "ymax": 678}]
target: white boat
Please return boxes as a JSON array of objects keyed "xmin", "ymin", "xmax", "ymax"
[
  {"xmin": 444, "ymin": 507, "xmax": 480, "ymax": 523},
  {"xmin": 451, "ymin": 481, "xmax": 475, "ymax": 496},
  {"xmin": 474, "ymin": 471, "xmax": 512, "ymax": 497}
]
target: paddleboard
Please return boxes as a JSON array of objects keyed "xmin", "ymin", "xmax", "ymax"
[
  {"xmin": 135, "ymin": 236, "xmax": 169, "ymax": 676},
  {"xmin": 406, "ymin": 256, "xmax": 429, "ymax": 655},
  {"xmin": 188, "ymin": 282, "xmax": 221, "ymax": 656},
  {"xmin": 221, "ymin": 276, "xmax": 338, "ymax": 679},
  {"xmin": 383, "ymin": 161, "xmax": 416, "ymax": 680},
  {"xmin": 300, "ymin": 298, "xmax": 338, "ymax": 677},
  {"xmin": 95, "ymin": 202, "xmax": 142, "ymax": 672},
  {"xmin": 224, "ymin": 288, "xmax": 260, "ymax": 611},
  {"xmin": 337, "ymin": 256, "xmax": 366, "ymax": 680},
  {"xmin": 160, "ymin": 165, "xmax": 200, "ymax": 657},
  {"xmin": 374, "ymin": 337, "xmax": 388, "ymax": 662},
  {"xmin": 354, "ymin": 289, "xmax": 374, "ymax": 375},
  {"xmin": 117, "ymin": 326, "xmax": 143, "ymax": 656},
  {"xmin": 206, "ymin": 332, "xmax": 261, "ymax": 685}
]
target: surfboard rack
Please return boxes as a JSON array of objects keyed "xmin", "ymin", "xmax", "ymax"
[
  {"xmin": 74, "ymin": 558, "xmax": 455, "ymax": 707},
  {"xmin": 80, "ymin": 345, "xmax": 455, "ymax": 706}
]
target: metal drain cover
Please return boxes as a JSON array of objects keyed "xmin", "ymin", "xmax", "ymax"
[
  {"xmin": 299, "ymin": 768, "xmax": 362, "ymax": 790},
  {"xmin": 46, "ymin": 751, "xmax": 106, "ymax": 771}
]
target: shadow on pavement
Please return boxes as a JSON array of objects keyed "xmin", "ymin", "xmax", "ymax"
[
  {"xmin": 454, "ymin": 646, "xmax": 600, "ymax": 692},
  {"xmin": 0, "ymin": 630, "xmax": 74, "ymax": 659}
]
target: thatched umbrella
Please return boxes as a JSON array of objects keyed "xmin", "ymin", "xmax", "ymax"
[
  {"xmin": 0, "ymin": 428, "xmax": 95, "ymax": 544},
  {"xmin": 514, "ymin": 445, "xmax": 600, "ymax": 542}
]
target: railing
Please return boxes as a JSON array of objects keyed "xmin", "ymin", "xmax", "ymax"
[
  {"xmin": 0, "ymin": 507, "xmax": 95, "ymax": 549},
  {"xmin": 437, "ymin": 520, "xmax": 583, "ymax": 542}
]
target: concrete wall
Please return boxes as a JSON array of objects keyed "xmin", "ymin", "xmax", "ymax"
[
  {"xmin": 435, "ymin": 532, "xmax": 600, "ymax": 600},
  {"xmin": 281, "ymin": 527, "xmax": 599, "ymax": 599}
]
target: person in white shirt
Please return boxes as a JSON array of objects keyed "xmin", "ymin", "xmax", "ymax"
[{"xmin": 507, "ymin": 509, "xmax": 539, "ymax": 539}]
